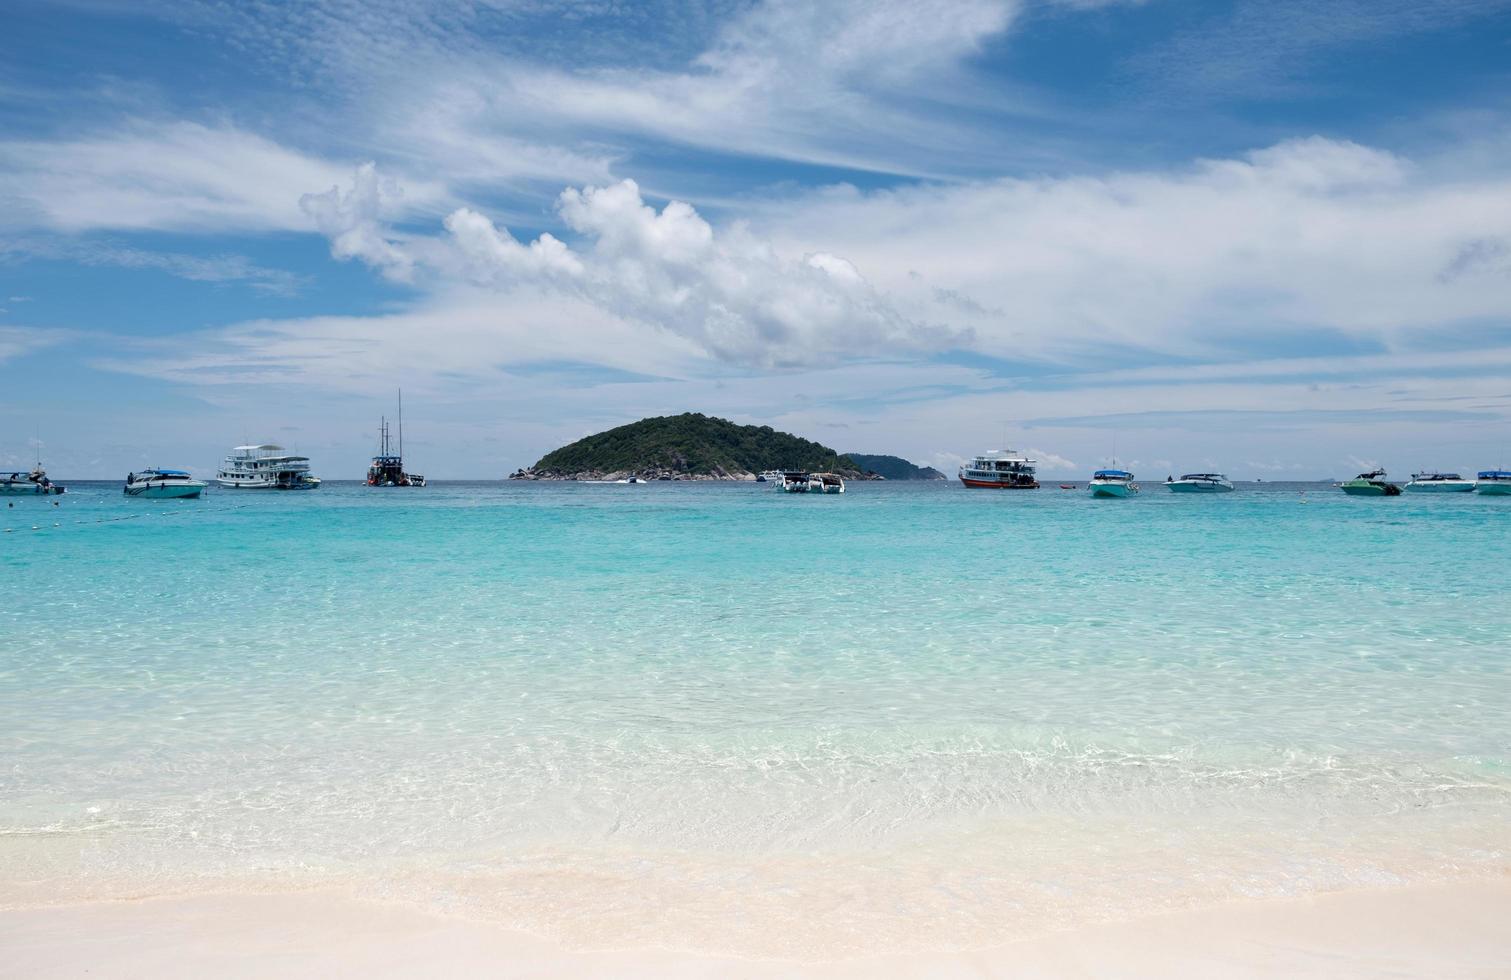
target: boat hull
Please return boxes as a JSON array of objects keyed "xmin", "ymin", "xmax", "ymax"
[
  {"xmin": 0, "ymin": 482, "xmax": 64, "ymax": 495},
  {"xmin": 215, "ymin": 480, "xmax": 319, "ymax": 490},
  {"xmin": 1166, "ymin": 482, "xmax": 1233, "ymax": 493},
  {"xmin": 1341, "ymin": 484, "xmax": 1399, "ymax": 496},
  {"xmin": 1477, "ymin": 482, "xmax": 1511, "ymax": 495},
  {"xmin": 1406, "ymin": 482, "xmax": 1475, "ymax": 493},
  {"xmin": 1089, "ymin": 483, "xmax": 1136, "ymax": 498},
  {"xmin": 125, "ymin": 483, "xmax": 206, "ymax": 499},
  {"xmin": 959, "ymin": 477, "xmax": 1039, "ymax": 489}
]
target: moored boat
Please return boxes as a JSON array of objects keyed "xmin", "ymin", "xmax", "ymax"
[
  {"xmin": 124, "ymin": 469, "xmax": 207, "ymax": 498},
  {"xmin": 958, "ymin": 450, "xmax": 1039, "ymax": 489},
  {"xmin": 757, "ymin": 470, "xmax": 784, "ymax": 483},
  {"xmin": 1404, "ymin": 471, "xmax": 1475, "ymax": 493},
  {"xmin": 816, "ymin": 472, "xmax": 845, "ymax": 494},
  {"xmin": 1088, "ymin": 469, "xmax": 1138, "ymax": 498},
  {"xmin": 1339, "ymin": 469, "xmax": 1401, "ymax": 496},
  {"xmin": 1166, "ymin": 473, "xmax": 1234, "ymax": 493},
  {"xmin": 779, "ymin": 471, "xmax": 813, "ymax": 493},
  {"xmin": 1476, "ymin": 470, "xmax": 1511, "ymax": 495},
  {"xmin": 0, "ymin": 466, "xmax": 64, "ymax": 495},
  {"xmin": 366, "ymin": 394, "xmax": 425, "ymax": 487},
  {"xmin": 216, "ymin": 445, "xmax": 320, "ymax": 489}
]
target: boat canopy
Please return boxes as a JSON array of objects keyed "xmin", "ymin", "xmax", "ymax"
[
  {"xmin": 148, "ymin": 469, "xmax": 191, "ymax": 477},
  {"xmin": 1094, "ymin": 469, "xmax": 1132, "ymax": 478},
  {"xmin": 234, "ymin": 444, "xmax": 285, "ymax": 452},
  {"xmin": 1179, "ymin": 473, "xmax": 1226, "ymax": 481},
  {"xmin": 1479, "ymin": 471, "xmax": 1511, "ymax": 479}
]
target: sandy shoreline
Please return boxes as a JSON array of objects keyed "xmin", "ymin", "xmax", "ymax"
[{"xmin": 3, "ymin": 877, "xmax": 1508, "ymax": 979}]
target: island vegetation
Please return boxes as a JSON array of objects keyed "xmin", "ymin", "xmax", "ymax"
[
  {"xmin": 845, "ymin": 453, "xmax": 947, "ymax": 481},
  {"xmin": 510, "ymin": 413, "xmax": 871, "ymax": 481}
]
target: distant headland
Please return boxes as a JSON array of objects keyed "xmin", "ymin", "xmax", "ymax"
[
  {"xmin": 508, "ymin": 413, "xmax": 933, "ymax": 482},
  {"xmin": 844, "ymin": 453, "xmax": 947, "ymax": 481}
]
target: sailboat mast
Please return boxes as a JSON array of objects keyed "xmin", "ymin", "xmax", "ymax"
[{"xmin": 398, "ymin": 388, "xmax": 403, "ymax": 461}]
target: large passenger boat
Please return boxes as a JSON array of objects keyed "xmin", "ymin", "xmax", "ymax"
[
  {"xmin": 215, "ymin": 445, "xmax": 320, "ymax": 490},
  {"xmin": 958, "ymin": 450, "xmax": 1039, "ymax": 489}
]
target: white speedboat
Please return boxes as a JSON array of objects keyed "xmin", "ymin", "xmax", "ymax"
[
  {"xmin": 757, "ymin": 470, "xmax": 784, "ymax": 483},
  {"xmin": 1405, "ymin": 471, "xmax": 1475, "ymax": 492},
  {"xmin": 0, "ymin": 466, "xmax": 65, "ymax": 495},
  {"xmin": 1088, "ymin": 469, "xmax": 1138, "ymax": 498},
  {"xmin": 779, "ymin": 471, "xmax": 813, "ymax": 493},
  {"xmin": 958, "ymin": 450, "xmax": 1039, "ymax": 489},
  {"xmin": 1166, "ymin": 473, "xmax": 1234, "ymax": 493},
  {"xmin": 1476, "ymin": 470, "xmax": 1511, "ymax": 495},
  {"xmin": 215, "ymin": 444, "xmax": 320, "ymax": 489},
  {"xmin": 816, "ymin": 473, "xmax": 845, "ymax": 494},
  {"xmin": 124, "ymin": 468, "xmax": 207, "ymax": 498}
]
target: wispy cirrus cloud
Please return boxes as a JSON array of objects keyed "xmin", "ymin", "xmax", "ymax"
[
  {"xmin": 0, "ymin": 121, "xmax": 369, "ymax": 233},
  {"xmin": 1126, "ymin": 0, "xmax": 1511, "ymax": 103},
  {"xmin": 0, "ymin": 238, "xmax": 306, "ymax": 295}
]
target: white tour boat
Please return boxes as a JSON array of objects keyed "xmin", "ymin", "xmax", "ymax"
[
  {"xmin": 779, "ymin": 471, "xmax": 815, "ymax": 493},
  {"xmin": 757, "ymin": 470, "xmax": 785, "ymax": 483},
  {"xmin": 1165, "ymin": 473, "xmax": 1234, "ymax": 493},
  {"xmin": 215, "ymin": 444, "xmax": 320, "ymax": 490},
  {"xmin": 1088, "ymin": 468, "xmax": 1138, "ymax": 498},
  {"xmin": 1476, "ymin": 470, "xmax": 1511, "ymax": 496},
  {"xmin": 817, "ymin": 473, "xmax": 845, "ymax": 494},
  {"xmin": 1404, "ymin": 471, "xmax": 1476, "ymax": 493},
  {"xmin": 958, "ymin": 450, "xmax": 1039, "ymax": 489},
  {"xmin": 124, "ymin": 468, "xmax": 207, "ymax": 498}
]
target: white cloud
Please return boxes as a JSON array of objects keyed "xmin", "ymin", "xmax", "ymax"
[
  {"xmin": 312, "ymin": 172, "xmax": 963, "ymax": 369},
  {"xmin": 0, "ymin": 121, "xmax": 375, "ymax": 233},
  {"xmin": 0, "ymin": 239, "xmax": 303, "ymax": 294},
  {"xmin": 0, "ymin": 326, "xmax": 71, "ymax": 364},
  {"xmin": 755, "ymin": 135, "xmax": 1511, "ymax": 360}
]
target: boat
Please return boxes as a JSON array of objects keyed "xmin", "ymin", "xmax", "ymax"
[
  {"xmin": 1404, "ymin": 471, "xmax": 1475, "ymax": 493},
  {"xmin": 1476, "ymin": 470, "xmax": 1511, "ymax": 495},
  {"xmin": 215, "ymin": 445, "xmax": 320, "ymax": 490},
  {"xmin": 124, "ymin": 469, "xmax": 207, "ymax": 498},
  {"xmin": 816, "ymin": 473, "xmax": 845, "ymax": 494},
  {"xmin": 1339, "ymin": 469, "xmax": 1401, "ymax": 496},
  {"xmin": 366, "ymin": 393, "xmax": 425, "ymax": 487},
  {"xmin": 1166, "ymin": 473, "xmax": 1234, "ymax": 493},
  {"xmin": 958, "ymin": 450, "xmax": 1039, "ymax": 489},
  {"xmin": 757, "ymin": 470, "xmax": 784, "ymax": 483},
  {"xmin": 0, "ymin": 466, "xmax": 65, "ymax": 495},
  {"xmin": 779, "ymin": 471, "xmax": 813, "ymax": 493},
  {"xmin": 1088, "ymin": 469, "xmax": 1138, "ymax": 498}
]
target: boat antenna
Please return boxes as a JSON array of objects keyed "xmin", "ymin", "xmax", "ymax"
[{"xmin": 398, "ymin": 387, "xmax": 403, "ymax": 461}]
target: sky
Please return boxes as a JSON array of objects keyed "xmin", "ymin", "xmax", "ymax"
[{"xmin": 3, "ymin": 0, "xmax": 1511, "ymax": 480}]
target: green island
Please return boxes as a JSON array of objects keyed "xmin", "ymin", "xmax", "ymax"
[
  {"xmin": 845, "ymin": 453, "xmax": 947, "ymax": 481},
  {"xmin": 510, "ymin": 413, "xmax": 874, "ymax": 481}
]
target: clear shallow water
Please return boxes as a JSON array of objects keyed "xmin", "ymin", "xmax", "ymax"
[{"xmin": 2, "ymin": 480, "xmax": 1508, "ymax": 954}]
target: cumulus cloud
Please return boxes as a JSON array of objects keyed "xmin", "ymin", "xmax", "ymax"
[
  {"xmin": 313, "ymin": 172, "xmax": 962, "ymax": 368},
  {"xmin": 300, "ymin": 163, "xmax": 417, "ymax": 280}
]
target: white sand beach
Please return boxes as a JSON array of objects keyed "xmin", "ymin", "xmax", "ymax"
[{"xmin": 4, "ymin": 877, "xmax": 1508, "ymax": 979}]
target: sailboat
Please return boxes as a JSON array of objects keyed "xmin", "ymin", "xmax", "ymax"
[{"xmin": 366, "ymin": 391, "xmax": 426, "ymax": 487}]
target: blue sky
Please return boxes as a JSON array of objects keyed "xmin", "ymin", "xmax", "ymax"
[{"xmin": 4, "ymin": 0, "xmax": 1511, "ymax": 478}]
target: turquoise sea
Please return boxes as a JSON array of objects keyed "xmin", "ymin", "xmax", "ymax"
[{"xmin": 3, "ymin": 480, "xmax": 1509, "ymax": 955}]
